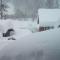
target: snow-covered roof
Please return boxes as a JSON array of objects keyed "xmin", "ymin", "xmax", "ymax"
[{"xmin": 38, "ymin": 9, "xmax": 60, "ymax": 22}]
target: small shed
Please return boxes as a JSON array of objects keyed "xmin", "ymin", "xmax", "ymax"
[{"xmin": 37, "ymin": 9, "xmax": 60, "ymax": 31}]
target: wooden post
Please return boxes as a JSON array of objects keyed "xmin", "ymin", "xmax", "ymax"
[{"xmin": 37, "ymin": 16, "xmax": 39, "ymax": 24}]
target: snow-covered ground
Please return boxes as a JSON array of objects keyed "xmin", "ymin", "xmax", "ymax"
[
  {"xmin": 0, "ymin": 19, "xmax": 60, "ymax": 60},
  {"xmin": 0, "ymin": 24, "xmax": 60, "ymax": 60},
  {"xmin": 0, "ymin": 19, "xmax": 32, "ymax": 33},
  {"xmin": 0, "ymin": 19, "xmax": 33, "ymax": 60}
]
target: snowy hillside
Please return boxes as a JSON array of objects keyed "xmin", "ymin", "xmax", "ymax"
[{"xmin": 0, "ymin": 27, "xmax": 60, "ymax": 60}]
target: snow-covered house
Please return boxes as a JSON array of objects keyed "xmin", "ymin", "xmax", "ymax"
[{"xmin": 37, "ymin": 9, "xmax": 60, "ymax": 31}]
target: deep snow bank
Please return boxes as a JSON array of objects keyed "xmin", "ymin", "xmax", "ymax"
[
  {"xmin": 0, "ymin": 28, "xmax": 60, "ymax": 60},
  {"xmin": 0, "ymin": 19, "xmax": 36, "ymax": 33},
  {"xmin": 0, "ymin": 19, "xmax": 33, "ymax": 38}
]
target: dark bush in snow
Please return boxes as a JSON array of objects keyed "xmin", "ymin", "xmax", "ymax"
[
  {"xmin": 58, "ymin": 25, "xmax": 60, "ymax": 28},
  {"xmin": 3, "ymin": 28, "xmax": 15, "ymax": 37}
]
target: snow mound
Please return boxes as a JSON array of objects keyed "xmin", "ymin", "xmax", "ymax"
[
  {"xmin": 0, "ymin": 28, "xmax": 60, "ymax": 60},
  {"xmin": 0, "ymin": 19, "xmax": 35, "ymax": 33}
]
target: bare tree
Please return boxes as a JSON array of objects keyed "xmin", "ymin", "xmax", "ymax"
[
  {"xmin": 0, "ymin": 0, "xmax": 8, "ymax": 19},
  {"xmin": 46, "ymin": 0, "xmax": 59, "ymax": 8}
]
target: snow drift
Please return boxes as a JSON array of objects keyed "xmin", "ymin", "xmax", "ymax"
[
  {"xmin": 0, "ymin": 19, "xmax": 37, "ymax": 33},
  {"xmin": 0, "ymin": 19, "xmax": 33, "ymax": 38},
  {"xmin": 0, "ymin": 28, "xmax": 60, "ymax": 60}
]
